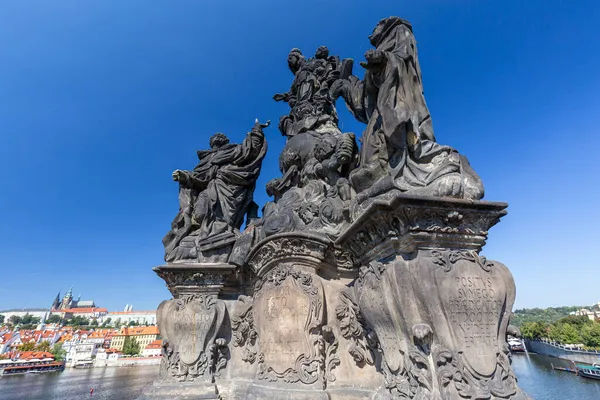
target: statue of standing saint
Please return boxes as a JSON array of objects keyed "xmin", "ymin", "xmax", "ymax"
[
  {"xmin": 163, "ymin": 120, "xmax": 269, "ymax": 263},
  {"xmin": 331, "ymin": 17, "xmax": 484, "ymax": 200}
]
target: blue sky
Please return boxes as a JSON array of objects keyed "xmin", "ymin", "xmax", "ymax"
[{"xmin": 0, "ymin": 0, "xmax": 598, "ymax": 311}]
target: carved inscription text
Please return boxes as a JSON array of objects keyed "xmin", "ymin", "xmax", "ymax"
[
  {"xmin": 259, "ymin": 278, "xmax": 311, "ymax": 370},
  {"xmin": 448, "ymin": 275, "xmax": 502, "ymax": 352}
]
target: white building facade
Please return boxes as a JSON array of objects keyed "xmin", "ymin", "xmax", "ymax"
[{"xmin": 99, "ymin": 311, "xmax": 157, "ymax": 326}]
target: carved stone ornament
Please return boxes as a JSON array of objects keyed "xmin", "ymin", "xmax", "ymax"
[
  {"xmin": 246, "ymin": 233, "xmax": 329, "ymax": 276},
  {"xmin": 146, "ymin": 15, "xmax": 527, "ymax": 400},
  {"xmin": 156, "ymin": 294, "xmax": 228, "ymax": 383},
  {"xmin": 230, "ymin": 295, "xmax": 259, "ymax": 364},
  {"xmin": 251, "ymin": 265, "xmax": 338, "ymax": 387},
  {"xmin": 335, "ymin": 290, "xmax": 377, "ymax": 367},
  {"xmin": 336, "ymin": 192, "xmax": 508, "ymax": 264},
  {"xmin": 350, "ymin": 248, "xmax": 528, "ymax": 400}
]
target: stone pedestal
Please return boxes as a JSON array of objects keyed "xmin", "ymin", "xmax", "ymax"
[
  {"xmin": 145, "ymin": 193, "xmax": 528, "ymax": 399},
  {"xmin": 140, "ymin": 263, "xmax": 235, "ymax": 400},
  {"xmin": 332, "ymin": 192, "xmax": 529, "ymax": 400},
  {"xmin": 239, "ymin": 234, "xmax": 335, "ymax": 399}
]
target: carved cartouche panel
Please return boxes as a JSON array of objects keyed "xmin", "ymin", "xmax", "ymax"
[
  {"xmin": 431, "ymin": 250, "xmax": 508, "ymax": 376},
  {"xmin": 157, "ymin": 294, "xmax": 228, "ymax": 383},
  {"xmin": 252, "ymin": 266, "xmax": 325, "ymax": 385},
  {"xmin": 428, "ymin": 250, "xmax": 524, "ymax": 399}
]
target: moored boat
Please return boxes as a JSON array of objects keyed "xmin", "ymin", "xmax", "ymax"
[
  {"xmin": 73, "ymin": 360, "xmax": 94, "ymax": 368},
  {"xmin": 575, "ymin": 363, "xmax": 600, "ymax": 380},
  {"xmin": 0, "ymin": 359, "xmax": 65, "ymax": 376},
  {"xmin": 508, "ymin": 338, "xmax": 525, "ymax": 352}
]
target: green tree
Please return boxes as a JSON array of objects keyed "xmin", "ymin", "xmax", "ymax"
[
  {"xmin": 51, "ymin": 343, "xmax": 66, "ymax": 361},
  {"xmin": 101, "ymin": 317, "xmax": 112, "ymax": 328},
  {"xmin": 581, "ymin": 323, "xmax": 600, "ymax": 347},
  {"xmin": 0, "ymin": 314, "xmax": 5, "ymax": 324},
  {"xmin": 551, "ymin": 323, "xmax": 582, "ymax": 344},
  {"xmin": 18, "ymin": 342, "xmax": 36, "ymax": 351},
  {"xmin": 90, "ymin": 319, "xmax": 98, "ymax": 327},
  {"xmin": 69, "ymin": 316, "xmax": 90, "ymax": 327},
  {"xmin": 511, "ymin": 306, "xmax": 582, "ymax": 327},
  {"xmin": 46, "ymin": 315, "xmax": 62, "ymax": 324},
  {"xmin": 9, "ymin": 315, "xmax": 22, "ymax": 325},
  {"xmin": 556, "ymin": 315, "xmax": 592, "ymax": 328},
  {"xmin": 36, "ymin": 341, "xmax": 51, "ymax": 352},
  {"xmin": 128, "ymin": 320, "xmax": 139, "ymax": 327},
  {"xmin": 521, "ymin": 321, "xmax": 548, "ymax": 340},
  {"xmin": 122, "ymin": 336, "xmax": 141, "ymax": 356},
  {"xmin": 19, "ymin": 313, "xmax": 41, "ymax": 325}
]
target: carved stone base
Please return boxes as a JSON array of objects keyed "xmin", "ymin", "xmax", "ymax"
[
  {"xmin": 333, "ymin": 192, "xmax": 529, "ymax": 400},
  {"xmin": 147, "ymin": 194, "xmax": 528, "ymax": 399},
  {"xmin": 138, "ymin": 381, "xmax": 220, "ymax": 400},
  {"xmin": 139, "ymin": 263, "xmax": 234, "ymax": 400}
]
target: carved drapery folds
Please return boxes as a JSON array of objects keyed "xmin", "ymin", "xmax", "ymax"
[
  {"xmin": 258, "ymin": 46, "xmax": 359, "ymax": 241},
  {"xmin": 331, "ymin": 17, "xmax": 484, "ymax": 201},
  {"xmin": 162, "ymin": 120, "xmax": 269, "ymax": 263}
]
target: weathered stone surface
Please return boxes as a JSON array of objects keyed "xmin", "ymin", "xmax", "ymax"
[
  {"xmin": 332, "ymin": 17, "xmax": 484, "ymax": 200},
  {"xmin": 163, "ymin": 120, "xmax": 269, "ymax": 263},
  {"xmin": 146, "ymin": 15, "xmax": 527, "ymax": 400}
]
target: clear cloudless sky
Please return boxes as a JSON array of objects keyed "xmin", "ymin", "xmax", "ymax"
[{"xmin": 0, "ymin": 0, "xmax": 599, "ymax": 312}]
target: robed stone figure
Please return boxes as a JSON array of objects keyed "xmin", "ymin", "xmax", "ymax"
[
  {"xmin": 332, "ymin": 17, "xmax": 483, "ymax": 200},
  {"xmin": 163, "ymin": 120, "xmax": 269, "ymax": 262}
]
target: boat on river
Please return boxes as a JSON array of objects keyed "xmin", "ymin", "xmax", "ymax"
[
  {"xmin": 575, "ymin": 363, "xmax": 600, "ymax": 380},
  {"xmin": 508, "ymin": 338, "xmax": 525, "ymax": 352},
  {"xmin": 73, "ymin": 360, "xmax": 94, "ymax": 369},
  {"xmin": 0, "ymin": 359, "xmax": 65, "ymax": 376}
]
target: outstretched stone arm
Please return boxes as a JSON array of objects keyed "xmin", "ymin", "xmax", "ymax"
[
  {"xmin": 273, "ymin": 92, "xmax": 291, "ymax": 102},
  {"xmin": 330, "ymin": 59, "xmax": 369, "ymax": 124},
  {"xmin": 172, "ymin": 169, "xmax": 213, "ymax": 191}
]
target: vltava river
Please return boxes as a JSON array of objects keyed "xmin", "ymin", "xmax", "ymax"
[
  {"xmin": 0, "ymin": 365, "xmax": 158, "ymax": 399},
  {"xmin": 1, "ymin": 354, "xmax": 600, "ymax": 399},
  {"xmin": 512, "ymin": 353, "xmax": 600, "ymax": 399}
]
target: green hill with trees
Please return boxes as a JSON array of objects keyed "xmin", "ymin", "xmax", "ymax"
[{"xmin": 511, "ymin": 306, "xmax": 582, "ymax": 327}]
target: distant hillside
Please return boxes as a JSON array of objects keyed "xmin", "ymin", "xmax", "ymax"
[{"xmin": 511, "ymin": 306, "xmax": 583, "ymax": 327}]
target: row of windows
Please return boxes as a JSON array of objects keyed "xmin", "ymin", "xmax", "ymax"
[{"xmin": 581, "ymin": 369, "xmax": 600, "ymax": 376}]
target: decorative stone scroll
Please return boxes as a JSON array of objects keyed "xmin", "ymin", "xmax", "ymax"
[
  {"xmin": 157, "ymin": 293, "xmax": 228, "ymax": 383},
  {"xmin": 336, "ymin": 192, "xmax": 508, "ymax": 264},
  {"xmin": 253, "ymin": 266, "xmax": 326, "ymax": 385},
  {"xmin": 340, "ymin": 238, "xmax": 527, "ymax": 400},
  {"xmin": 246, "ymin": 233, "xmax": 329, "ymax": 276}
]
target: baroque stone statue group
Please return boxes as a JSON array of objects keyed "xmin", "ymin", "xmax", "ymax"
[{"xmin": 141, "ymin": 17, "xmax": 529, "ymax": 400}]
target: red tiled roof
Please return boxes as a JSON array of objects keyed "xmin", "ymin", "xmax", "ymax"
[
  {"xmin": 108, "ymin": 311, "xmax": 155, "ymax": 315},
  {"xmin": 59, "ymin": 308, "xmax": 108, "ymax": 314},
  {"xmin": 12, "ymin": 351, "xmax": 54, "ymax": 360},
  {"xmin": 0, "ymin": 333, "xmax": 13, "ymax": 343},
  {"xmin": 145, "ymin": 340, "xmax": 162, "ymax": 349},
  {"xmin": 115, "ymin": 326, "xmax": 159, "ymax": 336}
]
